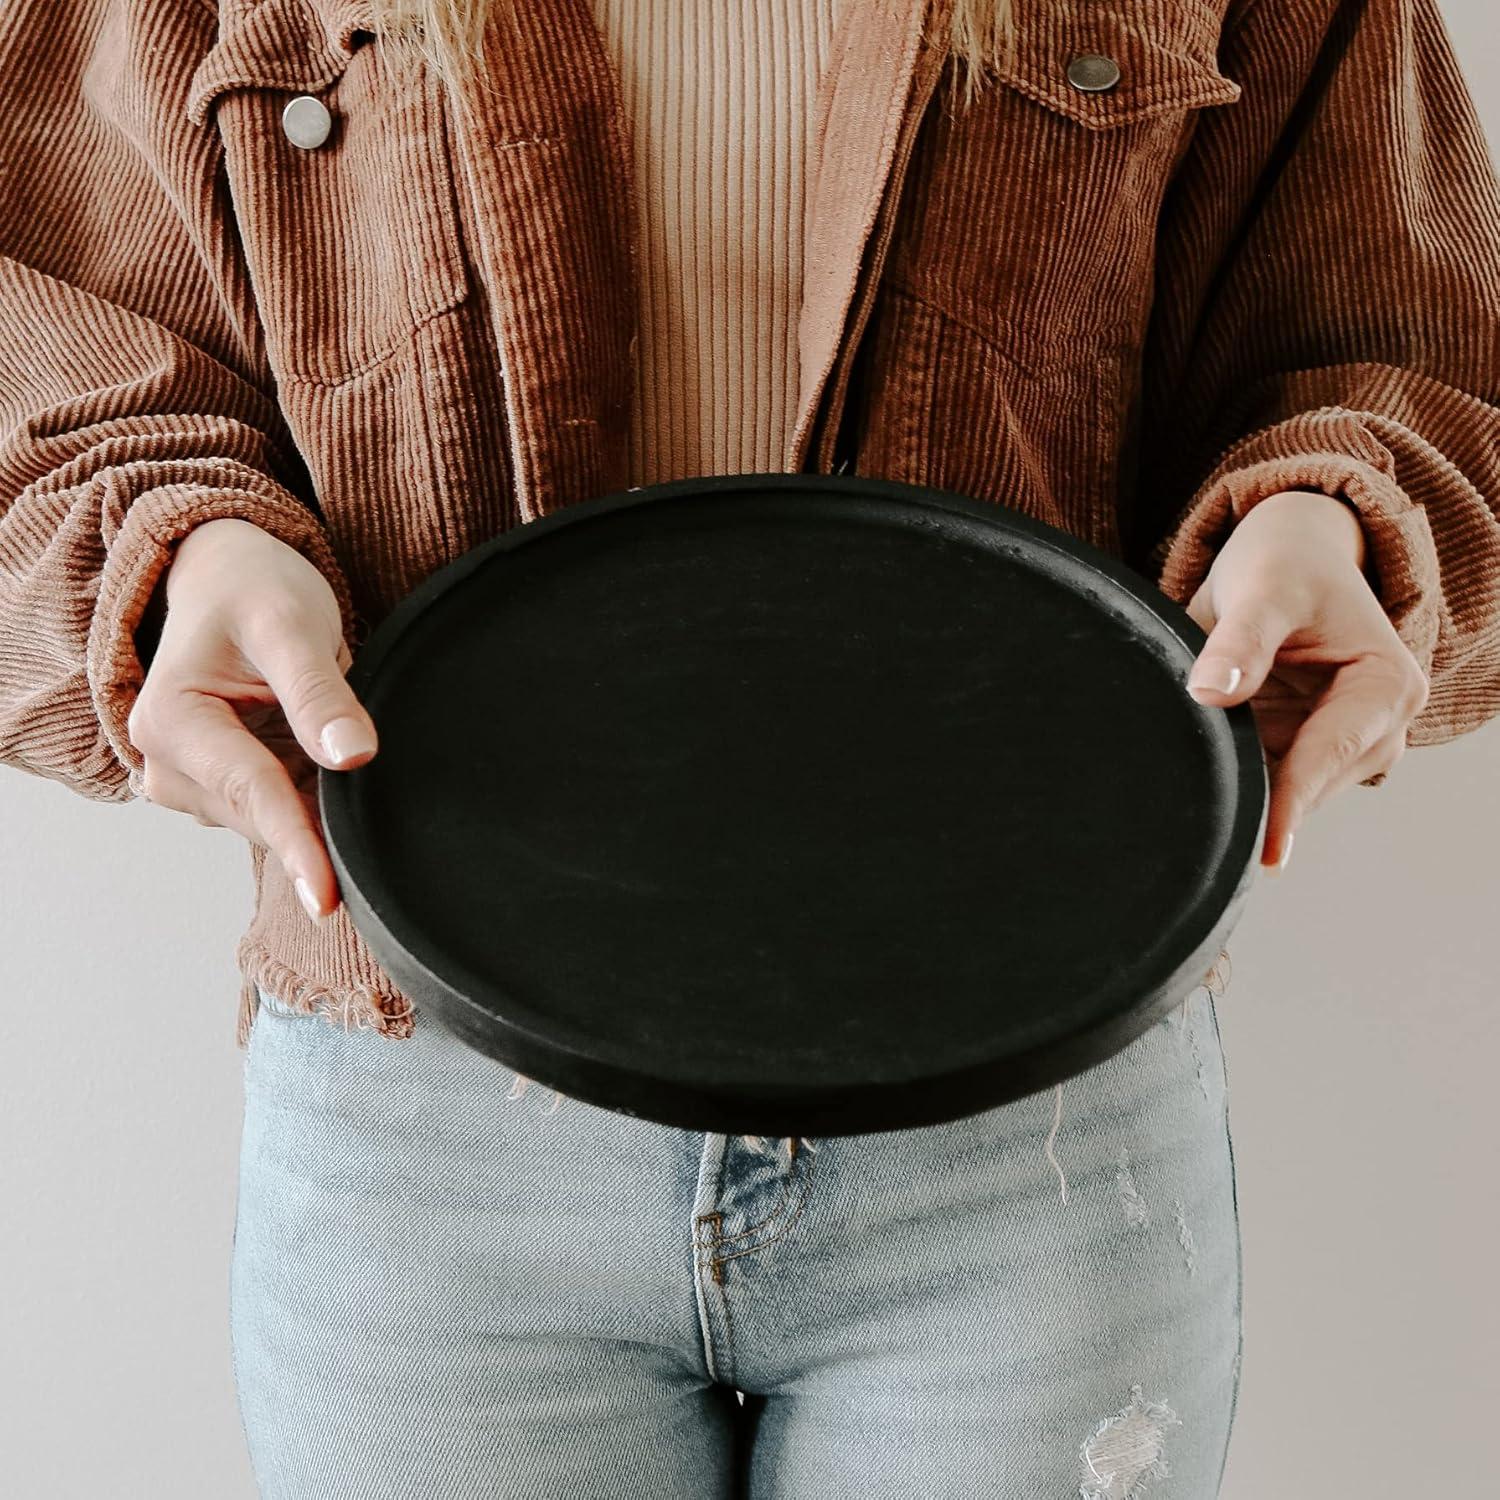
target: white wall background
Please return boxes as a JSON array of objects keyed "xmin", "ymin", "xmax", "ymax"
[{"xmin": 2, "ymin": 6, "xmax": 1495, "ymax": 1496}]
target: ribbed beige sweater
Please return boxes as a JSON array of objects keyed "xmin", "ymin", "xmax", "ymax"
[{"xmin": 591, "ymin": 0, "xmax": 843, "ymax": 485}]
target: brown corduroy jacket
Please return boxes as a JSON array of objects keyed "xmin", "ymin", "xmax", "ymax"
[{"xmin": 1, "ymin": 0, "xmax": 1497, "ymax": 1047}]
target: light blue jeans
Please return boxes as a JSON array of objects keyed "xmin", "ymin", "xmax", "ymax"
[{"xmin": 231, "ymin": 980, "xmax": 1242, "ymax": 1498}]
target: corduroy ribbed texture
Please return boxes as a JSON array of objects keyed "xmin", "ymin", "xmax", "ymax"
[
  {"xmin": 590, "ymin": 0, "xmax": 843, "ymax": 485},
  {"xmin": 1, "ymin": 0, "xmax": 1496, "ymax": 1051}
]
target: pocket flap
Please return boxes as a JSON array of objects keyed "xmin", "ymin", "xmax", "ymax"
[
  {"xmin": 991, "ymin": 3, "xmax": 1243, "ymax": 130},
  {"xmin": 187, "ymin": 0, "xmax": 377, "ymax": 126}
]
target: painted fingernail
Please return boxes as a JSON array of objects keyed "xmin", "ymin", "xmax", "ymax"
[
  {"xmin": 1272, "ymin": 832, "xmax": 1294, "ymax": 875},
  {"xmin": 1190, "ymin": 662, "xmax": 1242, "ymax": 697},
  {"xmin": 295, "ymin": 876, "xmax": 324, "ymax": 922},
  {"xmin": 320, "ymin": 716, "xmax": 375, "ymax": 765}
]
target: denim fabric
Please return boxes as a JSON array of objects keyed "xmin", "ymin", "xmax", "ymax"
[{"xmin": 231, "ymin": 982, "xmax": 1242, "ymax": 1498}]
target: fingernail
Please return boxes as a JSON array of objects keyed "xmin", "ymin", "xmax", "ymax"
[
  {"xmin": 1190, "ymin": 662, "xmax": 1242, "ymax": 697},
  {"xmin": 320, "ymin": 716, "xmax": 375, "ymax": 765},
  {"xmin": 1271, "ymin": 832, "xmax": 1294, "ymax": 876},
  {"xmin": 295, "ymin": 876, "xmax": 324, "ymax": 922}
]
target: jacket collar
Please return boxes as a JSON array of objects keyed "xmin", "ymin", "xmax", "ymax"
[{"xmin": 793, "ymin": 0, "xmax": 953, "ymax": 470}]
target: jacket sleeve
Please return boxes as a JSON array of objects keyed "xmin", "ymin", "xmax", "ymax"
[
  {"xmin": 0, "ymin": 1, "xmax": 361, "ymax": 804},
  {"xmin": 1140, "ymin": 0, "xmax": 1500, "ymax": 752}
]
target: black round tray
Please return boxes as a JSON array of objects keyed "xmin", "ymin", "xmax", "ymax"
[{"xmin": 320, "ymin": 473, "xmax": 1267, "ymax": 1135}]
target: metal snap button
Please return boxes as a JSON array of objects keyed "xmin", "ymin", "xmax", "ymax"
[
  {"xmin": 282, "ymin": 94, "xmax": 333, "ymax": 149},
  {"xmin": 1066, "ymin": 54, "xmax": 1122, "ymax": 93}
]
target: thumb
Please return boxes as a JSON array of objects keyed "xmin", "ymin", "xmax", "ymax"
[
  {"xmin": 1187, "ymin": 602, "xmax": 1291, "ymax": 706},
  {"xmin": 246, "ymin": 619, "xmax": 378, "ymax": 770}
]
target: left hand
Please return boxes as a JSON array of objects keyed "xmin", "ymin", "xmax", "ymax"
[{"xmin": 1181, "ymin": 489, "xmax": 1431, "ymax": 874}]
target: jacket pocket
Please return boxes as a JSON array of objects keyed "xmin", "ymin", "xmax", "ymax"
[
  {"xmin": 869, "ymin": 1, "xmax": 1244, "ymax": 453},
  {"xmin": 854, "ymin": 283, "xmax": 1128, "ymax": 556},
  {"xmin": 986, "ymin": 0, "xmax": 1242, "ymax": 130},
  {"xmin": 853, "ymin": 5, "xmax": 1244, "ymax": 549},
  {"xmin": 187, "ymin": 0, "xmax": 470, "ymax": 385},
  {"xmin": 886, "ymin": 0, "xmax": 1244, "ymax": 358}
]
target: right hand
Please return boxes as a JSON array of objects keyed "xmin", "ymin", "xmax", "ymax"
[{"xmin": 125, "ymin": 517, "xmax": 377, "ymax": 922}]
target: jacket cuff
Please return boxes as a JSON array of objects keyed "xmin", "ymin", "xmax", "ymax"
[
  {"xmin": 1156, "ymin": 432, "xmax": 1438, "ymax": 676},
  {"xmin": 86, "ymin": 479, "xmax": 361, "ymax": 800}
]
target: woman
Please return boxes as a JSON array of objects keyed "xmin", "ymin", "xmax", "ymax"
[{"xmin": 2, "ymin": 0, "xmax": 1495, "ymax": 1494}]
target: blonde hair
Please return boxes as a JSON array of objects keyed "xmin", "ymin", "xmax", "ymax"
[{"xmin": 367, "ymin": 1, "xmax": 1017, "ymax": 111}]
